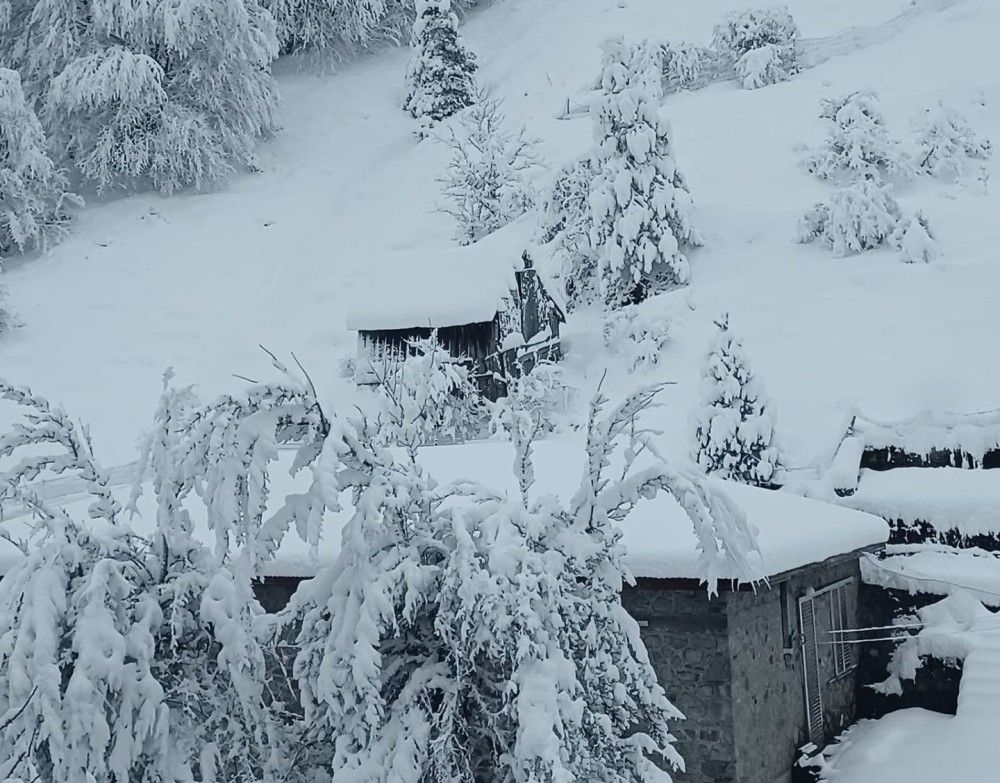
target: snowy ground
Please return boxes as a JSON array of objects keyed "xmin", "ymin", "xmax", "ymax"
[{"xmin": 2, "ymin": 0, "xmax": 998, "ymax": 473}]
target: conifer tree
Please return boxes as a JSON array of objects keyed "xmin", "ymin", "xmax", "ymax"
[
  {"xmin": 590, "ymin": 38, "xmax": 699, "ymax": 309},
  {"xmin": 403, "ymin": 0, "xmax": 477, "ymax": 127},
  {"xmin": 692, "ymin": 315, "xmax": 781, "ymax": 486},
  {"xmin": 0, "ymin": 67, "xmax": 78, "ymax": 257}
]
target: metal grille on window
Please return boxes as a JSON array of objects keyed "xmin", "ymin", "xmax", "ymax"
[{"xmin": 830, "ymin": 583, "xmax": 854, "ymax": 675}]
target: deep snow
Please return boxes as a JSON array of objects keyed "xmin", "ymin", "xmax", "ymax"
[{"xmin": 2, "ymin": 0, "xmax": 998, "ymax": 475}]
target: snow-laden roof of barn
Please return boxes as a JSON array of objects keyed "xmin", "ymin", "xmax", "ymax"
[{"xmin": 346, "ymin": 219, "xmax": 547, "ymax": 332}]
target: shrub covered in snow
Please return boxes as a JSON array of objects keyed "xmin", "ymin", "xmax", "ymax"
[
  {"xmin": 712, "ymin": 6, "xmax": 799, "ymax": 88},
  {"xmin": 590, "ymin": 37, "xmax": 700, "ymax": 309},
  {"xmin": 891, "ymin": 212, "xmax": 937, "ymax": 264},
  {"xmin": 805, "ymin": 91, "xmax": 913, "ymax": 183},
  {"xmin": 1, "ymin": 0, "xmax": 280, "ymax": 194},
  {"xmin": 368, "ymin": 331, "xmax": 487, "ymax": 446},
  {"xmin": 438, "ymin": 95, "xmax": 541, "ymax": 245},
  {"xmin": 660, "ymin": 41, "xmax": 715, "ymax": 93},
  {"xmin": 692, "ymin": 315, "xmax": 781, "ymax": 486},
  {"xmin": 0, "ymin": 68, "xmax": 78, "ymax": 257},
  {"xmin": 913, "ymin": 103, "xmax": 992, "ymax": 180},
  {"xmin": 797, "ymin": 178, "xmax": 901, "ymax": 256},
  {"xmin": 403, "ymin": 0, "xmax": 477, "ymax": 128},
  {"xmin": 488, "ymin": 362, "xmax": 570, "ymax": 439},
  {"xmin": 602, "ymin": 303, "xmax": 672, "ymax": 372},
  {"xmin": 538, "ymin": 157, "xmax": 599, "ymax": 309}
]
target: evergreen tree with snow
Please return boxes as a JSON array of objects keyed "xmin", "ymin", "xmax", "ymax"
[
  {"xmin": 891, "ymin": 211, "xmax": 937, "ymax": 264},
  {"xmin": 590, "ymin": 38, "xmax": 700, "ymax": 309},
  {"xmin": 403, "ymin": 0, "xmax": 477, "ymax": 128},
  {"xmin": 805, "ymin": 91, "xmax": 913, "ymax": 183},
  {"xmin": 692, "ymin": 315, "xmax": 781, "ymax": 486},
  {"xmin": 712, "ymin": 6, "xmax": 799, "ymax": 89},
  {"xmin": 438, "ymin": 94, "xmax": 540, "ymax": 244},
  {"xmin": 269, "ymin": 0, "xmax": 395, "ymax": 56},
  {"xmin": 0, "ymin": 67, "xmax": 78, "ymax": 257},
  {"xmin": 797, "ymin": 178, "xmax": 901, "ymax": 256},
  {"xmin": 914, "ymin": 103, "xmax": 991, "ymax": 181}
]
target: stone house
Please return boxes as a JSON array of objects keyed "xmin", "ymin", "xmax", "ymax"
[{"xmin": 256, "ymin": 441, "xmax": 888, "ymax": 783}]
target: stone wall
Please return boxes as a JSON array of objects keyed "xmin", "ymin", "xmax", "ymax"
[
  {"xmin": 622, "ymin": 586, "xmax": 736, "ymax": 783},
  {"xmin": 727, "ymin": 558, "xmax": 862, "ymax": 783}
]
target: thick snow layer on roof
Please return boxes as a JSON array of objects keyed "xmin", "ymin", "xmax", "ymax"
[
  {"xmin": 852, "ymin": 410, "xmax": 1000, "ymax": 461},
  {"xmin": 861, "ymin": 545, "xmax": 1000, "ymax": 607},
  {"xmin": 845, "ymin": 468, "xmax": 1000, "ymax": 534},
  {"xmin": 345, "ymin": 220, "xmax": 533, "ymax": 332},
  {"xmin": 0, "ymin": 439, "xmax": 886, "ymax": 581},
  {"xmin": 417, "ymin": 440, "xmax": 887, "ymax": 581}
]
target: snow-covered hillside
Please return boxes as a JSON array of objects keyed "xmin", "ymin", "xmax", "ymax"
[{"xmin": 2, "ymin": 0, "xmax": 998, "ymax": 474}]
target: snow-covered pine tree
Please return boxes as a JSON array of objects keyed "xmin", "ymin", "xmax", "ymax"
[
  {"xmin": 692, "ymin": 315, "xmax": 781, "ymax": 486},
  {"xmin": 891, "ymin": 211, "xmax": 937, "ymax": 264},
  {"xmin": 403, "ymin": 0, "xmax": 477, "ymax": 128},
  {"xmin": 914, "ymin": 103, "xmax": 992, "ymax": 180},
  {"xmin": 0, "ymin": 67, "xmax": 78, "ymax": 257},
  {"xmin": 269, "ymin": 0, "xmax": 391, "ymax": 56},
  {"xmin": 797, "ymin": 177, "xmax": 901, "ymax": 256},
  {"xmin": 538, "ymin": 157, "xmax": 599, "ymax": 309},
  {"xmin": 438, "ymin": 95, "xmax": 540, "ymax": 244},
  {"xmin": 280, "ymin": 383, "xmax": 760, "ymax": 782},
  {"xmin": 590, "ymin": 37, "xmax": 700, "ymax": 309},
  {"xmin": 805, "ymin": 91, "xmax": 913, "ymax": 183}
]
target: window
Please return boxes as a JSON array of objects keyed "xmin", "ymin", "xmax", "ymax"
[{"xmin": 829, "ymin": 581, "xmax": 854, "ymax": 676}]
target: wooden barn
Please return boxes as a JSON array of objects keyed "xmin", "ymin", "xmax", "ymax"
[{"xmin": 346, "ymin": 223, "xmax": 565, "ymax": 400}]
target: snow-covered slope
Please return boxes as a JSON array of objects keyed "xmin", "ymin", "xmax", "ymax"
[{"xmin": 2, "ymin": 0, "xmax": 998, "ymax": 473}]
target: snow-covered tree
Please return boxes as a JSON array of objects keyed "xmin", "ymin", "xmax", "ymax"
[
  {"xmin": 368, "ymin": 331, "xmax": 486, "ymax": 447},
  {"xmin": 438, "ymin": 95, "xmax": 541, "ymax": 245},
  {"xmin": 712, "ymin": 6, "xmax": 798, "ymax": 88},
  {"xmin": 538, "ymin": 157, "xmax": 598, "ymax": 309},
  {"xmin": 2, "ymin": 0, "xmax": 279, "ymax": 194},
  {"xmin": 660, "ymin": 41, "xmax": 714, "ymax": 93},
  {"xmin": 280, "ymin": 384, "xmax": 760, "ymax": 782},
  {"xmin": 487, "ymin": 361, "xmax": 569, "ymax": 440},
  {"xmin": 0, "ymin": 67, "xmax": 78, "ymax": 257},
  {"xmin": 590, "ymin": 38, "xmax": 700, "ymax": 309},
  {"xmin": 602, "ymin": 302, "xmax": 672, "ymax": 372},
  {"xmin": 692, "ymin": 315, "xmax": 781, "ymax": 486},
  {"xmin": 891, "ymin": 211, "xmax": 937, "ymax": 264},
  {"xmin": 805, "ymin": 91, "xmax": 913, "ymax": 183},
  {"xmin": 403, "ymin": 0, "xmax": 477, "ymax": 128},
  {"xmin": 269, "ymin": 0, "xmax": 395, "ymax": 56},
  {"xmin": 914, "ymin": 103, "xmax": 992, "ymax": 180},
  {"xmin": 797, "ymin": 178, "xmax": 901, "ymax": 256}
]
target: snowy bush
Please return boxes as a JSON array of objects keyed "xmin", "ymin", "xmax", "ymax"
[
  {"xmin": 891, "ymin": 211, "xmax": 937, "ymax": 264},
  {"xmin": 692, "ymin": 315, "xmax": 781, "ymax": 486},
  {"xmin": 280, "ymin": 384, "xmax": 760, "ymax": 782},
  {"xmin": 660, "ymin": 41, "xmax": 714, "ymax": 93},
  {"xmin": 403, "ymin": 0, "xmax": 477, "ymax": 128},
  {"xmin": 537, "ymin": 157, "xmax": 599, "ymax": 309},
  {"xmin": 438, "ymin": 95, "xmax": 541, "ymax": 245},
  {"xmin": 712, "ymin": 6, "xmax": 798, "ymax": 87},
  {"xmin": 805, "ymin": 91, "xmax": 913, "ymax": 183},
  {"xmin": 2, "ymin": 0, "xmax": 279, "ymax": 194},
  {"xmin": 0, "ymin": 68, "xmax": 79, "ymax": 257},
  {"xmin": 368, "ymin": 331, "xmax": 487, "ymax": 446},
  {"xmin": 797, "ymin": 178, "xmax": 901, "ymax": 256},
  {"xmin": 602, "ymin": 303, "xmax": 672, "ymax": 372},
  {"xmin": 488, "ymin": 362, "xmax": 570, "ymax": 439},
  {"xmin": 590, "ymin": 38, "xmax": 700, "ymax": 309},
  {"xmin": 735, "ymin": 42, "xmax": 790, "ymax": 89},
  {"xmin": 913, "ymin": 103, "xmax": 992, "ymax": 180}
]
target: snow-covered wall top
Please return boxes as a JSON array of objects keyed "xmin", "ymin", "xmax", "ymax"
[
  {"xmin": 845, "ymin": 468, "xmax": 1000, "ymax": 534},
  {"xmin": 345, "ymin": 219, "xmax": 534, "ymax": 331}
]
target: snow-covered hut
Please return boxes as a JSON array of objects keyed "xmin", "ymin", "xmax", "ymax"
[{"xmin": 346, "ymin": 222, "xmax": 565, "ymax": 400}]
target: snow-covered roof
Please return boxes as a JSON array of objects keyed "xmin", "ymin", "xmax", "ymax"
[
  {"xmin": 345, "ymin": 220, "xmax": 540, "ymax": 332},
  {"xmin": 417, "ymin": 440, "xmax": 888, "ymax": 581},
  {"xmin": 844, "ymin": 468, "xmax": 1000, "ymax": 535},
  {"xmin": 861, "ymin": 545, "xmax": 1000, "ymax": 607},
  {"xmin": 850, "ymin": 410, "xmax": 1000, "ymax": 462}
]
